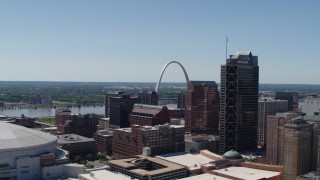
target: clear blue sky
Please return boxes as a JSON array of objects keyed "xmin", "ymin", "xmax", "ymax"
[{"xmin": 0, "ymin": 0, "xmax": 319, "ymax": 84}]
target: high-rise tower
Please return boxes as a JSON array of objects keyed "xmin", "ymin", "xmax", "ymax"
[
  {"xmin": 219, "ymin": 51, "xmax": 259, "ymax": 154},
  {"xmin": 185, "ymin": 81, "xmax": 220, "ymax": 134}
]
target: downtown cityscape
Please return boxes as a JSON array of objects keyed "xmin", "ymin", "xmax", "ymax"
[{"xmin": 1, "ymin": 1, "xmax": 320, "ymax": 180}]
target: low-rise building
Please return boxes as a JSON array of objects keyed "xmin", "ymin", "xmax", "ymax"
[
  {"xmin": 57, "ymin": 134, "xmax": 96, "ymax": 160},
  {"xmin": 157, "ymin": 152, "xmax": 213, "ymax": 175},
  {"xmin": 112, "ymin": 124, "xmax": 185, "ymax": 158},
  {"xmin": 212, "ymin": 166, "xmax": 281, "ymax": 180},
  {"xmin": 78, "ymin": 170, "xmax": 131, "ymax": 180},
  {"xmin": 185, "ymin": 134, "xmax": 219, "ymax": 153},
  {"xmin": 108, "ymin": 156, "xmax": 187, "ymax": 180},
  {"xmin": 179, "ymin": 173, "xmax": 232, "ymax": 180}
]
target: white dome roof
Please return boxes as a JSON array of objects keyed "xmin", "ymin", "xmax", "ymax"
[{"xmin": 0, "ymin": 121, "xmax": 57, "ymax": 152}]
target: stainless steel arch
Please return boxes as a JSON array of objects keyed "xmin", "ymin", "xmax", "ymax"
[{"xmin": 155, "ymin": 61, "xmax": 190, "ymax": 93}]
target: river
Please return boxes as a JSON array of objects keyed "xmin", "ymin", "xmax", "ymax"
[{"xmin": 0, "ymin": 106, "xmax": 105, "ymax": 118}]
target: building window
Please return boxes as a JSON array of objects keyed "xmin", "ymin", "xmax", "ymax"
[{"xmin": 21, "ymin": 170, "xmax": 29, "ymax": 174}]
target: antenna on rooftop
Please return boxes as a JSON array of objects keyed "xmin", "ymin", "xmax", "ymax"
[{"xmin": 226, "ymin": 36, "xmax": 228, "ymax": 60}]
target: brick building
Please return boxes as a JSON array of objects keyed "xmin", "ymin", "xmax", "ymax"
[
  {"xmin": 266, "ymin": 112, "xmax": 298, "ymax": 165},
  {"xmin": 112, "ymin": 124, "xmax": 185, "ymax": 158},
  {"xmin": 185, "ymin": 81, "xmax": 220, "ymax": 134},
  {"xmin": 55, "ymin": 108, "xmax": 99, "ymax": 138},
  {"xmin": 93, "ymin": 130, "xmax": 113, "ymax": 155},
  {"xmin": 283, "ymin": 117, "xmax": 315, "ymax": 179},
  {"xmin": 129, "ymin": 104, "xmax": 170, "ymax": 126},
  {"xmin": 109, "ymin": 156, "xmax": 187, "ymax": 180}
]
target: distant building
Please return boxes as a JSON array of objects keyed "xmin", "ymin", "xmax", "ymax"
[
  {"xmin": 57, "ymin": 134, "xmax": 96, "ymax": 160},
  {"xmin": 138, "ymin": 91, "xmax": 158, "ymax": 105},
  {"xmin": 302, "ymin": 95, "xmax": 320, "ymax": 116},
  {"xmin": 129, "ymin": 104, "xmax": 170, "ymax": 126},
  {"xmin": 29, "ymin": 95, "xmax": 52, "ymax": 105},
  {"xmin": 108, "ymin": 156, "xmax": 187, "ymax": 180},
  {"xmin": 93, "ymin": 130, "xmax": 113, "ymax": 155},
  {"xmin": 185, "ymin": 81, "xmax": 220, "ymax": 134},
  {"xmin": 258, "ymin": 99, "xmax": 288, "ymax": 145},
  {"xmin": 266, "ymin": 112, "xmax": 299, "ymax": 165},
  {"xmin": 112, "ymin": 124, "xmax": 185, "ymax": 158},
  {"xmin": 98, "ymin": 118, "xmax": 110, "ymax": 130},
  {"xmin": 0, "ymin": 101, "xmax": 4, "ymax": 107},
  {"xmin": 29, "ymin": 96, "xmax": 42, "ymax": 105},
  {"xmin": 55, "ymin": 108, "xmax": 99, "ymax": 138},
  {"xmin": 219, "ymin": 51, "xmax": 259, "ymax": 154},
  {"xmin": 177, "ymin": 91, "xmax": 186, "ymax": 108},
  {"xmin": 283, "ymin": 117, "xmax": 315, "ymax": 179},
  {"xmin": 275, "ymin": 91, "xmax": 298, "ymax": 111},
  {"xmin": 106, "ymin": 92, "xmax": 139, "ymax": 128}
]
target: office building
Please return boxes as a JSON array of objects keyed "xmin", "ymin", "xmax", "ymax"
[
  {"xmin": 266, "ymin": 112, "xmax": 299, "ymax": 165},
  {"xmin": 219, "ymin": 51, "xmax": 259, "ymax": 154},
  {"xmin": 283, "ymin": 117, "xmax": 314, "ymax": 179},
  {"xmin": 106, "ymin": 92, "xmax": 139, "ymax": 128},
  {"xmin": 138, "ymin": 91, "xmax": 158, "ymax": 105},
  {"xmin": 55, "ymin": 108, "xmax": 99, "ymax": 138},
  {"xmin": 185, "ymin": 81, "xmax": 220, "ymax": 133},
  {"xmin": 108, "ymin": 156, "xmax": 187, "ymax": 180},
  {"xmin": 112, "ymin": 124, "xmax": 185, "ymax": 158},
  {"xmin": 258, "ymin": 99, "xmax": 288, "ymax": 145},
  {"xmin": 275, "ymin": 92, "xmax": 298, "ymax": 112},
  {"xmin": 129, "ymin": 104, "xmax": 170, "ymax": 126}
]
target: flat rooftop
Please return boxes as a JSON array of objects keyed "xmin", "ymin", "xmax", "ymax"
[
  {"xmin": 157, "ymin": 152, "xmax": 212, "ymax": 170},
  {"xmin": 179, "ymin": 173, "xmax": 232, "ymax": 180},
  {"xmin": 213, "ymin": 166, "xmax": 281, "ymax": 180},
  {"xmin": 79, "ymin": 170, "xmax": 131, "ymax": 180},
  {"xmin": 109, "ymin": 156, "xmax": 186, "ymax": 176},
  {"xmin": 57, "ymin": 134, "xmax": 94, "ymax": 144}
]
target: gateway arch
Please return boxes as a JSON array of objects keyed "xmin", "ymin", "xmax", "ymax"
[{"xmin": 155, "ymin": 61, "xmax": 189, "ymax": 93}]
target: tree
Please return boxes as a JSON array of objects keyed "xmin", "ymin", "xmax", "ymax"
[{"xmin": 75, "ymin": 156, "xmax": 82, "ymax": 164}]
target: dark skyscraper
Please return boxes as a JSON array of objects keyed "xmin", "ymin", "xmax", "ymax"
[
  {"xmin": 138, "ymin": 91, "xmax": 158, "ymax": 105},
  {"xmin": 107, "ymin": 92, "xmax": 139, "ymax": 128},
  {"xmin": 219, "ymin": 51, "xmax": 259, "ymax": 154},
  {"xmin": 185, "ymin": 81, "xmax": 220, "ymax": 134}
]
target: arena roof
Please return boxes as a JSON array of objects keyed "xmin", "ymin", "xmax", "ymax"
[{"xmin": 0, "ymin": 121, "xmax": 57, "ymax": 152}]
